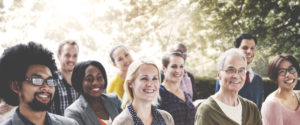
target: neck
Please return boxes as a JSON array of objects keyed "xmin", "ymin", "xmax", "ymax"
[
  {"xmin": 60, "ymin": 69, "xmax": 73, "ymax": 86},
  {"xmin": 85, "ymin": 95, "xmax": 102, "ymax": 105},
  {"xmin": 276, "ymin": 88, "xmax": 294, "ymax": 98},
  {"xmin": 247, "ymin": 65, "xmax": 251, "ymax": 70},
  {"xmin": 131, "ymin": 99, "xmax": 153, "ymax": 124},
  {"xmin": 215, "ymin": 90, "xmax": 239, "ymax": 106},
  {"xmin": 118, "ymin": 70, "xmax": 127, "ymax": 80},
  {"xmin": 19, "ymin": 104, "xmax": 47, "ymax": 125},
  {"xmin": 162, "ymin": 81, "xmax": 180, "ymax": 91}
]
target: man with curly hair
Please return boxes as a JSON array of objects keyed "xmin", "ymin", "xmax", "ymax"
[{"xmin": 0, "ymin": 42, "xmax": 78, "ymax": 125}]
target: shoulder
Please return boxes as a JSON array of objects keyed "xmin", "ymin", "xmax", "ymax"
[
  {"xmin": 112, "ymin": 108, "xmax": 133, "ymax": 125},
  {"xmin": 157, "ymin": 109, "xmax": 174, "ymax": 124},
  {"xmin": 186, "ymin": 71, "xmax": 194, "ymax": 77},
  {"xmin": 65, "ymin": 97, "xmax": 83, "ymax": 111},
  {"xmin": 1, "ymin": 119, "xmax": 13, "ymax": 125},
  {"xmin": 49, "ymin": 113, "xmax": 79, "ymax": 124},
  {"xmin": 196, "ymin": 96, "xmax": 216, "ymax": 114},
  {"xmin": 261, "ymin": 93, "xmax": 281, "ymax": 109},
  {"xmin": 239, "ymin": 96, "xmax": 257, "ymax": 107},
  {"xmin": 253, "ymin": 73, "xmax": 263, "ymax": 80},
  {"xmin": 239, "ymin": 96, "xmax": 261, "ymax": 113},
  {"xmin": 101, "ymin": 93, "xmax": 121, "ymax": 103}
]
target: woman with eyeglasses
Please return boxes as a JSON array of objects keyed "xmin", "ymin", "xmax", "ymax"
[
  {"xmin": 261, "ymin": 54, "xmax": 300, "ymax": 125},
  {"xmin": 195, "ymin": 48, "xmax": 262, "ymax": 125},
  {"xmin": 64, "ymin": 60, "xmax": 122, "ymax": 125}
]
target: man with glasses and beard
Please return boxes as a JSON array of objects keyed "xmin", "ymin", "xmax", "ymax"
[{"xmin": 0, "ymin": 42, "xmax": 78, "ymax": 125}]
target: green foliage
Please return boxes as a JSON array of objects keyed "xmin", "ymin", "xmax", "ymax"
[{"xmin": 190, "ymin": 0, "xmax": 300, "ymax": 77}]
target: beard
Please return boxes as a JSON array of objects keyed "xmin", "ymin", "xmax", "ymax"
[{"xmin": 22, "ymin": 92, "xmax": 53, "ymax": 111}]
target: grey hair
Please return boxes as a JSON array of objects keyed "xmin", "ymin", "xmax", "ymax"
[{"xmin": 217, "ymin": 48, "xmax": 247, "ymax": 71}]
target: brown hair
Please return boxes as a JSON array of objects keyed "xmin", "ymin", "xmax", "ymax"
[
  {"xmin": 57, "ymin": 40, "xmax": 79, "ymax": 55},
  {"xmin": 162, "ymin": 52, "xmax": 184, "ymax": 68}
]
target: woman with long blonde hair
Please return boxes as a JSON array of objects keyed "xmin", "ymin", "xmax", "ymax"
[{"xmin": 113, "ymin": 60, "xmax": 174, "ymax": 125}]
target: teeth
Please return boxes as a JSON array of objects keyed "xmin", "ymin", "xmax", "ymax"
[
  {"xmin": 92, "ymin": 88, "xmax": 100, "ymax": 91},
  {"xmin": 231, "ymin": 81, "xmax": 241, "ymax": 84},
  {"xmin": 144, "ymin": 89, "xmax": 154, "ymax": 93},
  {"xmin": 286, "ymin": 79, "xmax": 294, "ymax": 84},
  {"xmin": 38, "ymin": 94, "xmax": 48, "ymax": 98}
]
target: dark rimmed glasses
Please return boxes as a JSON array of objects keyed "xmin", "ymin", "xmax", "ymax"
[
  {"xmin": 25, "ymin": 77, "xmax": 58, "ymax": 87},
  {"xmin": 278, "ymin": 66, "xmax": 297, "ymax": 76}
]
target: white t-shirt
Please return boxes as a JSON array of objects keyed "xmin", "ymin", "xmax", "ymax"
[{"xmin": 212, "ymin": 95, "xmax": 242, "ymax": 125}]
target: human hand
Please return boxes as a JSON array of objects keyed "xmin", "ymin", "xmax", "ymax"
[{"xmin": 0, "ymin": 104, "xmax": 14, "ymax": 114}]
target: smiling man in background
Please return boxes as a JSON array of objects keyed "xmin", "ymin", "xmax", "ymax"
[{"xmin": 49, "ymin": 40, "xmax": 80, "ymax": 115}]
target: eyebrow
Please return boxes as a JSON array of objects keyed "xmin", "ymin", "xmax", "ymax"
[
  {"xmin": 225, "ymin": 66, "xmax": 246, "ymax": 69},
  {"xmin": 279, "ymin": 65, "xmax": 294, "ymax": 69},
  {"xmin": 30, "ymin": 73, "xmax": 53, "ymax": 79}
]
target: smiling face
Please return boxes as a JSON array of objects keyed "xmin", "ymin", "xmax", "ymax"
[
  {"xmin": 277, "ymin": 60, "xmax": 298, "ymax": 91},
  {"xmin": 112, "ymin": 47, "xmax": 133, "ymax": 72},
  {"xmin": 82, "ymin": 65, "xmax": 105, "ymax": 98},
  {"xmin": 218, "ymin": 55, "xmax": 247, "ymax": 93},
  {"xmin": 58, "ymin": 44, "xmax": 78, "ymax": 72},
  {"xmin": 239, "ymin": 39, "xmax": 256, "ymax": 64},
  {"xmin": 163, "ymin": 55, "xmax": 184, "ymax": 83},
  {"xmin": 18, "ymin": 64, "xmax": 55, "ymax": 111},
  {"xmin": 130, "ymin": 64, "xmax": 159, "ymax": 103}
]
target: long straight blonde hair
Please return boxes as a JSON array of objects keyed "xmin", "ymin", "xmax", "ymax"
[{"xmin": 121, "ymin": 59, "xmax": 161, "ymax": 109}]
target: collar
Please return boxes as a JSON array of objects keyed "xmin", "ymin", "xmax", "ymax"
[
  {"xmin": 247, "ymin": 67, "xmax": 254, "ymax": 82},
  {"xmin": 16, "ymin": 108, "xmax": 52, "ymax": 125}
]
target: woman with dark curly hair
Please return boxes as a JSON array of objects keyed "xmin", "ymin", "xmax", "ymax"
[
  {"xmin": 65, "ymin": 60, "xmax": 122, "ymax": 125},
  {"xmin": 261, "ymin": 54, "xmax": 300, "ymax": 125}
]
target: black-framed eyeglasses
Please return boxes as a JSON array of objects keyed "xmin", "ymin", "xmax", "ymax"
[
  {"xmin": 25, "ymin": 77, "xmax": 58, "ymax": 87},
  {"xmin": 223, "ymin": 67, "xmax": 246, "ymax": 75},
  {"xmin": 278, "ymin": 66, "xmax": 297, "ymax": 76}
]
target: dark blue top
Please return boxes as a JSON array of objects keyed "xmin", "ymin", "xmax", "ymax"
[
  {"xmin": 16, "ymin": 108, "xmax": 52, "ymax": 125},
  {"xmin": 158, "ymin": 85, "xmax": 196, "ymax": 125},
  {"xmin": 215, "ymin": 73, "xmax": 264, "ymax": 109}
]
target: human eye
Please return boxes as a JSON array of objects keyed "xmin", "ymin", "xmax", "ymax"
[
  {"xmin": 97, "ymin": 76, "xmax": 103, "ymax": 81},
  {"xmin": 238, "ymin": 68, "xmax": 246, "ymax": 74},
  {"xmin": 152, "ymin": 76, "xmax": 158, "ymax": 81},
  {"xmin": 118, "ymin": 57, "xmax": 123, "ymax": 62},
  {"xmin": 242, "ymin": 46, "xmax": 248, "ymax": 50},
  {"xmin": 180, "ymin": 65, "xmax": 184, "ymax": 69},
  {"xmin": 124, "ymin": 53, "xmax": 128, "ymax": 57},
  {"xmin": 141, "ymin": 77, "xmax": 148, "ymax": 81},
  {"xmin": 171, "ymin": 65, "xmax": 177, "ymax": 69},
  {"xmin": 65, "ymin": 53, "xmax": 71, "ymax": 58},
  {"xmin": 226, "ymin": 68, "xmax": 235, "ymax": 74},
  {"xmin": 278, "ymin": 69, "xmax": 286, "ymax": 76},
  {"xmin": 85, "ymin": 77, "xmax": 94, "ymax": 83},
  {"xmin": 289, "ymin": 67, "xmax": 297, "ymax": 73},
  {"xmin": 46, "ymin": 78, "xmax": 57, "ymax": 87},
  {"xmin": 32, "ymin": 78, "xmax": 44, "ymax": 85}
]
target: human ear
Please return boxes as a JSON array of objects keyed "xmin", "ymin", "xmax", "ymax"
[
  {"xmin": 162, "ymin": 66, "xmax": 167, "ymax": 73},
  {"xmin": 217, "ymin": 71, "xmax": 221, "ymax": 80},
  {"xmin": 10, "ymin": 81, "xmax": 21, "ymax": 94},
  {"xmin": 128, "ymin": 81, "xmax": 134, "ymax": 88}
]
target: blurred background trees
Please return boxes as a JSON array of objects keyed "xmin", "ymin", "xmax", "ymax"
[{"xmin": 0, "ymin": 0, "xmax": 299, "ymax": 79}]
